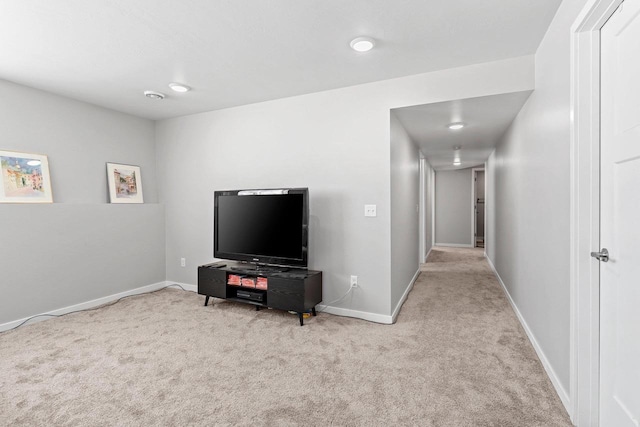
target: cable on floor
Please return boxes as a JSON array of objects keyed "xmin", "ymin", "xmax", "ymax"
[{"xmin": 2, "ymin": 284, "xmax": 195, "ymax": 333}]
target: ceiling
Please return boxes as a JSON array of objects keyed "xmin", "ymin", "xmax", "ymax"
[
  {"xmin": 0, "ymin": 0, "xmax": 561, "ymax": 120},
  {"xmin": 393, "ymin": 91, "xmax": 533, "ymax": 170}
]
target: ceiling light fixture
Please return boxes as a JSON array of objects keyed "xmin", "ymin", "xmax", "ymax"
[
  {"xmin": 448, "ymin": 122, "xmax": 465, "ymax": 130},
  {"xmin": 350, "ymin": 36, "xmax": 375, "ymax": 52},
  {"xmin": 453, "ymin": 146, "xmax": 462, "ymax": 166},
  {"xmin": 144, "ymin": 90, "xmax": 165, "ymax": 100},
  {"xmin": 168, "ymin": 83, "xmax": 191, "ymax": 93}
]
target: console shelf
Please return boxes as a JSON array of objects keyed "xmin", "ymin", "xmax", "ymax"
[{"xmin": 197, "ymin": 262, "xmax": 322, "ymax": 326}]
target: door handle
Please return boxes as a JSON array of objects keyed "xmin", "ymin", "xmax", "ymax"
[{"xmin": 590, "ymin": 248, "xmax": 609, "ymax": 262}]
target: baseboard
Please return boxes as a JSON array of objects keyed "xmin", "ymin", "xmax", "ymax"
[
  {"xmin": 0, "ymin": 281, "xmax": 171, "ymax": 333},
  {"xmin": 316, "ymin": 305, "xmax": 393, "ymax": 324},
  {"xmin": 391, "ymin": 269, "xmax": 421, "ymax": 323},
  {"xmin": 423, "ymin": 246, "xmax": 433, "ymax": 263},
  {"xmin": 484, "ymin": 255, "xmax": 572, "ymax": 417},
  {"xmin": 168, "ymin": 282, "xmax": 197, "ymax": 293},
  {"xmin": 434, "ymin": 243, "xmax": 474, "ymax": 248}
]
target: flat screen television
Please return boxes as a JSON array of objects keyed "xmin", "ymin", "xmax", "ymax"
[{"xmin": 214, "ymin": 188, "xmax": 308, "ymax": 268}]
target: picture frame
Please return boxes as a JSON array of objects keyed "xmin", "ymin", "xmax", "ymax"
[
  {"xmin": 106, "ymin": 162, "xmax": 144, "ymax": 204},
  {"xmin": 0, "ymin": 150, "xmax": 53, "ymax": 203}
]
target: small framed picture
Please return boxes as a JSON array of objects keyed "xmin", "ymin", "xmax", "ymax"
[
  {"xmin": 0, "ymin": 150, "xmax": 53, "ymax": 203},
  {"xmin": 106, "ymin": 163, "xmax": 143, "ymax": 204}
]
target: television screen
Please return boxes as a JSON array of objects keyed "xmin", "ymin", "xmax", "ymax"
[{"xmin": 214, "ymin": 188, "xmax": 308, "ymax": 267}]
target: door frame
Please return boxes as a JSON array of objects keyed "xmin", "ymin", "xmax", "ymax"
[
  {"xmin": 419, "ymin": 157, "xmax": 425, "ymax": 262},
  {"xmin": 418, "ymin": 157, "xmax": 436, "ymax": 263},
  {"xmin": 471, "ymin": 167, "xmax": 485, "ymax": 248},
  {"xmin": 570, "ymin": 0, "xmax": 622, "ymax": 424}
]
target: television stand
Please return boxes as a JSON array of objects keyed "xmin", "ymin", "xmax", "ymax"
[
  {"xmin": 228, "ymin": 264, "xmax": 290, "ymax": 273},
  {"xmin": 198, "ymin": 261, "xmax": 322, "ymax": 326}
]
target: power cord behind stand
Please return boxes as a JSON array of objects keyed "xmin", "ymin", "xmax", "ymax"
[
  {"xmin": 2, "ymin": 284, "xmax": 194, "ymax": 333},
  {"xmin": 316, "ymin": 285, "xmax": 355, "ymax": 313}
]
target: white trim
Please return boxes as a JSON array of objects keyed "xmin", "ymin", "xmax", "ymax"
[
  {"xmin": 434, "ymin": 243, "xmax": 474, "ymax": 248},
  {"xmin": 423, "ymin": 245, "xmax": 433, "ymax": 263},
  {"xmin": 471, "ymin": 169, "xmax": 476, "ymax": 247},
  {"xmin": 485, "ymin": 255, "xmax": 571, "ymax": 415},
  {"xmin": 431, "ymin": 168, "xmax": 436, "ymax": 247},
  {"xmin": 0, "ymin": 281, "xmax": 171, "ymax": 332},
  {"xmin": 171, "ymin": 282, "xmax": 198, "ymax": 293},
  {"xmin": 483, "ymin": 161, "xmax": 488, "ymax": 257},
  {"xmin": 391, "ymin": 269, "xmax": 421, "ymax": 323},
  {"xmin": 317, "ymin": 305, "xmax": 393, "ymax": 325},
  {"xmin": 419, "ymin": 158, "xmax": 426, "ymax": 264},
  {"xmin": 318, "ymin": 268, "xmax": 421, "ymax": 326},
  {"xmin": 421, "ymin": 161, "xmax": 435, "ymax": 263},
  {"xmin": 570, "ymin": 1, "xmax": 621, "ymax": 425},
  {"xmin": 471, "ymin": 167, "xmax": 485, "ymax": 248}
]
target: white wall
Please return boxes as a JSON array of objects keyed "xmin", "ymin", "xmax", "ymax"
[
  {"xmin": 486, "ymin": 152, "xmax": 496, "ymax": 260},
  {"xmin": 419, "ymin": 159, "xmax": 435, "ymax": 262},
  {"xmin": 425, "ymin": 163, "xmax": 435, "ymax": 259},
  {"xmin": 156, "ymin": 56, "xmax": 534, "ymax": 321},
  {"xmin": 486, "ymin": 0, "xmax": 592, "ymax": 408},
  {"xmin": 0, "ymin": 81, "xmax": 159, "ymax": 204},
  {"xmin": 435, "ymin": 168, "xmax": 473, "ymax": 246},
  {"xmin": 390, "ymin": 112, "xmax": 420, "ymax": 314},
  {"xmin": 475, "ymin": 170, "xmax": 485, "ymax": 241},
  {"xmin": 0, "ymin": 79, "xmax": 165, "ymax": 325}
]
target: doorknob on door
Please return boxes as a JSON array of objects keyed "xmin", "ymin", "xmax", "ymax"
[{"xmin": 590, "ymin": 248, "xmax": 609, "ymax": 262}]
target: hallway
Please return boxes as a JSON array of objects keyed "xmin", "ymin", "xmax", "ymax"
[{"xmin": 408, "ymin": 246, "xmax": 570, "ymax": 425}]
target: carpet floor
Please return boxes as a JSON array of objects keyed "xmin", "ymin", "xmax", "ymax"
[{"xmin": 0, "ymin": 247, "xmax": 571, "ymax": 426}]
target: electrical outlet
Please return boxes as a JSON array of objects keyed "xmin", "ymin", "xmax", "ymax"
[
  {"xmin": 180, "ymin": 258, "xmax": 186, "ymax": 267},
  {"xmin": 364, "ymin": 205, "xmax": 377, "ymax": 217},
  {"xmin": 350, "ymin": 275, "xmax": 358, "ymax": 288}
]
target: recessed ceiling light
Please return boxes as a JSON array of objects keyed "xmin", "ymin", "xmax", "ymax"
[
  {"xmin": 453, "ymin": 146, "xmax": 462, "ymax": 166},
  {"xmin": 350, "ymin": 36, "xmax": 375, "ymax": 52},
  {"xmin": 168, "ymin": 83, "xmax": 191, "ymax": 93},
  {"xmin": 144, "ymin": 90, "xmax": 165, "ymax": 100},
  {"xmin": 448, "ymin": 122, "xmax": 465, "ymax": 130}
]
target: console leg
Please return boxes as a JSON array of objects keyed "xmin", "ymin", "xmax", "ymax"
[
  {"xmin": 311, "ymin": 307, "xmax": 317, "ymax": 316},
  {"xmin": 298, "ymin": 312, "xmax": 304, "ymax": 326},
  {"xmin": 256, "ymin": 305, "xmax": 260, "ymax": 311},
  {"xmin": 204, "ymin": 296, "xmax": 210, "ymax": 306}
]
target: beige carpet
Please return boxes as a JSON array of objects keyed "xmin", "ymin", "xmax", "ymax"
[{"xmin": 0, "ymin": 247, "xmax": 571, "ymax": 426}]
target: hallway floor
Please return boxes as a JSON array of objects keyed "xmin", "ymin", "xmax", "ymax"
[{"xmin": 408, "ymin": 246, "xmax": 571, "ymax": 425}]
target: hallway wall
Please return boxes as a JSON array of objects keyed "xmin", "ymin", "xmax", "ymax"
[
  {"xmin": 486, "ymin": 152, "xmax": 496, "ymax": 260},
  {"xmin": 474, "ymin": 170, "xmax": 485, "ymax": 241},
  {"xmin": 390, "ymin": 113, "xmax": 420, "ymax": 315},
  {"xmin": 435, "ymin": 168, "xmax": 473, "ymax": 247},
  {"xmin": 486, "ymin": 0, "xmax": 591, "ymax": 412},
  {"xmin": 422, "ymin": 160, "xmax": 435, "ymax": 261}
]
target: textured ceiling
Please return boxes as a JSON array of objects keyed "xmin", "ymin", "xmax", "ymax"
[{"xmin": 0, "ymin": 0, "xmax": 560, "ymax": 120}]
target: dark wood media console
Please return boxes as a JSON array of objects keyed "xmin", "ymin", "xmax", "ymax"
[{"xmin": 198, "ymin": 262, "xmax": 322, "ymax": 326}]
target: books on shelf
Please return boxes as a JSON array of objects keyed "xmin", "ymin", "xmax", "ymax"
[
  {"xmin": 227, "ymin": 274, "xmax": 242, "ymax": 286},
  {"xmin": 256, "ymin": 277, "xmax": 268, "ymax": 290},
  {"xmin": 241, "ymin": 277, "xmax": 256, "ymax": 288},
  {"xmin": 228, "ymin": 274, "xmax": 268, "ymax": 290}
]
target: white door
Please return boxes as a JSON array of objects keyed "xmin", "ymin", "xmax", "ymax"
[{"xmin": 600, "ymin": 1, "xmax": 640, "ymax": 425}]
